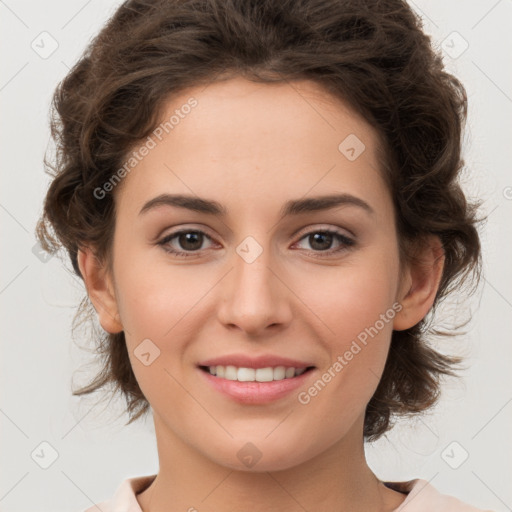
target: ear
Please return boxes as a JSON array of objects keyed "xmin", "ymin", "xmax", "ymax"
[
  {"xmin": 77, "ymin": 247, "xmax": 123, "ymax": 334},
  {"xmin": 393, "ymin": 235, "xmax": 445, "ymax": 331}
]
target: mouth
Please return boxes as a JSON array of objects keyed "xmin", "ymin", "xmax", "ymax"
[
  {"xmin": 197, "ymin": 363, "xmax": 317, "ymax": 404},
  {"xmin": 198, "ymin": 364, "xmax": 316, "ymax": 382}
]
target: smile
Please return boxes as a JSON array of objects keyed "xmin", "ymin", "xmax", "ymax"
[
  {"xmin": 198, "ymin": 364, "xmax": 317, "ymax": 404},
  {"xmin": 199, "ymin": 365, "xmax": 313, "ymax": 382}
]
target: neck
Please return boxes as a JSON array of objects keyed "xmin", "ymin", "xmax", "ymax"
[{"xmin": 137, "ymin": 413, "xmax": 406, "ymax": 512}]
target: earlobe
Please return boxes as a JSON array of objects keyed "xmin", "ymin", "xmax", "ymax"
[
  {"xmin": 393, "ymin": 236, "xmax": 445, "ymax": 331},
  {"xmin": 77, "ymin": 247, "xmax": 123, "ymax": 334}
]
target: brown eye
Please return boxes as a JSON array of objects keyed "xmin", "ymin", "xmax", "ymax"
[
  {"xmin": 158, "ymin": 229, "xmax": 214, "ymax": 257},
  {"xmin": 294, "ymin": 229, "xmax": 355, "ymax": 257}
]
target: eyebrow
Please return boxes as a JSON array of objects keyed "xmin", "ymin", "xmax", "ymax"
[{"xmin": 139, "ymin": 193, "xmax": 374, "ymax": 217}]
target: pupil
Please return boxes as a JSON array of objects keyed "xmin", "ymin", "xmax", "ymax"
[
  {"xmin": 310, "ymin": 232, "xmax": 332, "ymax": 251},
  {"xmin": 180, "ymin": 232, "xmax": 202, "ymax": 250}
]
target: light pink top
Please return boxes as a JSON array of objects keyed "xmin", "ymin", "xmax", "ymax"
[{"xmin": 82, "ymin": 475, "xmax": 494, "ymax": 511}]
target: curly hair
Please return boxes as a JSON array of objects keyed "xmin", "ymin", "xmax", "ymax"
[{"xmin": 36, "ymin": 0, "xmax": 481, "ymax": 440}]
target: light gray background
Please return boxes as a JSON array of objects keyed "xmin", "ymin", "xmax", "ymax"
[{"xmin": 1, "ymin": 1, "xmax": 511, "ymax": 511}]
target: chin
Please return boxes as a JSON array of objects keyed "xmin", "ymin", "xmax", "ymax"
[{"xmin": 203, "ymin": 437, "xmax": 316, "ymax": 473}]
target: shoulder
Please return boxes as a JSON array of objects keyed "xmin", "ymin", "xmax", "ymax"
[
  {"xmin": 386, "ymin": 479, "xmax": 496, "ymax": 512},
  {"xmin": 80, "ymin": 474, "xmax": 157, "ymax": 512}
]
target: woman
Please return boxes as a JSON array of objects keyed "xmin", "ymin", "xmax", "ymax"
[{"xmin": 36, "ymin": 0, "xmax": 492, "ymax": 510}]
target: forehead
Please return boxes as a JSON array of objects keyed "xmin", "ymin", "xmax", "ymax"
[
  {"xmin": 115, "ymin": 77, "xmax": 389, "ymax": 218},
  {"xmin": 157, "ymin": 76, "xmax": 380, "ymax": 157}
]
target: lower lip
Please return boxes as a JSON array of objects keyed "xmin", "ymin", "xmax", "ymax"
[{"xmin": 198, "ymin": 367, "xmax": 316, "ymax": 404}]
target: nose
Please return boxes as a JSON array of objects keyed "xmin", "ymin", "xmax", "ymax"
[{"xmin": 216, "ymin": 241, "xmax": 293, "ymax": 336}]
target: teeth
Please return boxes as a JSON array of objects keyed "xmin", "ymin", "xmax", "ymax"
[
  {"xmin": 206, "ymin": 365, "xmax": 308, "ymax": 382},
  {"xmin": 285, "ymin": 367, "xmax": 295, "ymax": 379}
]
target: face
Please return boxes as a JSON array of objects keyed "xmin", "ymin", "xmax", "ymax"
[{"xmin": 89, "ymin": 77, "xmax": 414, "ymax": 471}]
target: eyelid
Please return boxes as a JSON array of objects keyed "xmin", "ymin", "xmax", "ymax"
[
  {"xmin": 153, "ymin": 223, "xmax": 216, "ymax": 246},
  {"xmin": 157, "ymin": 223, "xmax": 357, "ymax": 259},
  {"xmin": 158, "ymin": 227, "xmax": 217, "ymax": 249},
  {"xmin": 292, "ymin": 223, "xmax": 355, "ymax": 240},
  {"xmin": 158, "ymin": 223, "xmax": 354, "ymax": 244}
]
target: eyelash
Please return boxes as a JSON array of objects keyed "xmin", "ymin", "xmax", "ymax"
[{"xmin": 156, "ymin": 228, "xmax": 356, "ymax": 259}]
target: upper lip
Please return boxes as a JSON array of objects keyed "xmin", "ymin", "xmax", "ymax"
[{"xmin": 198, "ymin": 354, "xmax": 315, "ymax": 370}]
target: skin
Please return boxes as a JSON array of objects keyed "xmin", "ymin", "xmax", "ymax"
[{"xmin": 78, "ymin": 76, "xmax": 444, "ymax": 512}]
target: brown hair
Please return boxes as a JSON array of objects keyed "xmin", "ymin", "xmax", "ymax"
[{"xmin": 36, "ymin": 0, "xmax": 481, "ymax": 440}]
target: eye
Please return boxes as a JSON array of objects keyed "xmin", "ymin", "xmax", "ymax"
[
  {"xmin": 293, "ymin": 229, "xmax": 355, "ymax": 257},
  {"xmin": 157, "ymin": 229, "xmax": 215, "ymax": 258},
  {"xmin": 157, "ymin": 227, "xmax": 356, "ymax": 259}
]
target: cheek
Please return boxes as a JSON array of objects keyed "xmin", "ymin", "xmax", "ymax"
[
  {"xmin": 294, "ymin": 246, "xmax": 400, "ymax": 406},
  {"xmin": 301, "ymin": 251, "xmax": 400, "ymax": 347},
  {"xmin": 114, "ymin": 267, "xmax": 197, "ymax": 408},
  {"xmin": 113, "ymin": 248, "xmax": 210, "ymax": 339},
  {"xmin": 112, "ymin": 250, "xmax": 222, "ymax": 400},
  {"xmin": 293, "ymin": 277, "xmax": 397, "ymax": 444}
]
